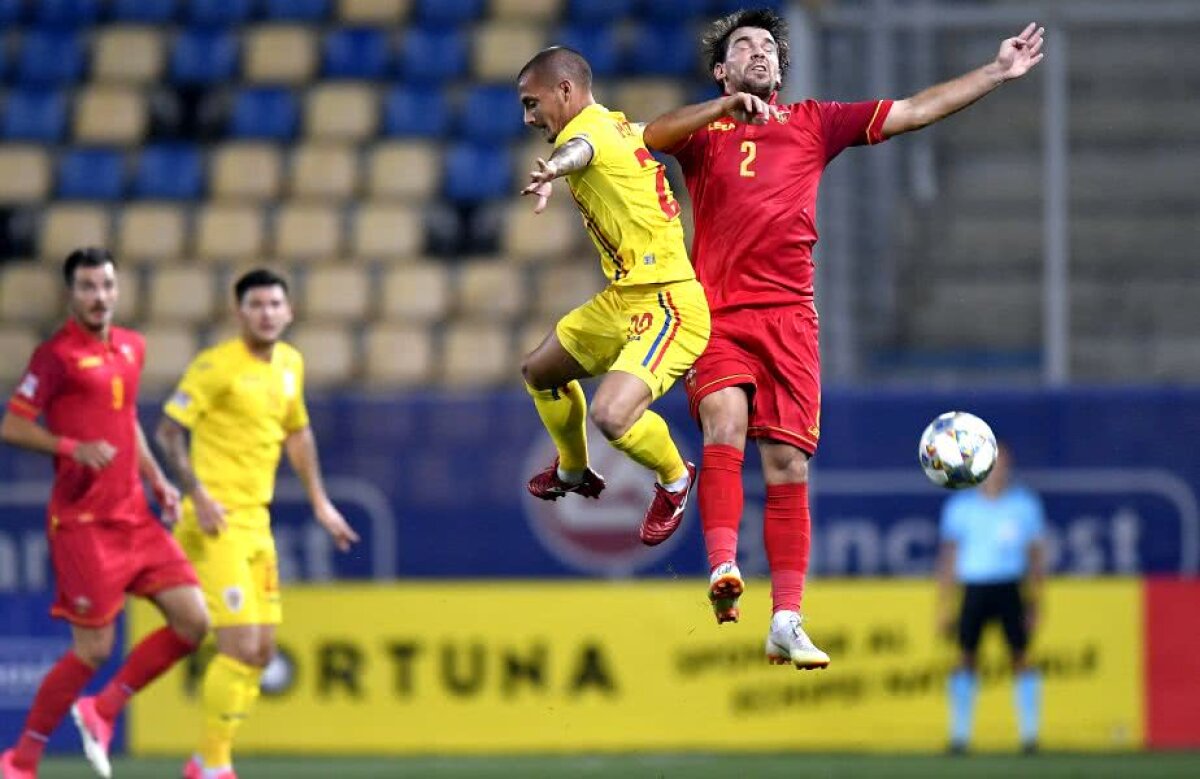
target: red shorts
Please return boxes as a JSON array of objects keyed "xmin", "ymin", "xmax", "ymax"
[
  {"xmin": 49, "ymin": 518, "xmax": 198, "ymax": 627},
  {"xmin": 684, "ymin": 305, "xmax": 822, "ymax": 455}
]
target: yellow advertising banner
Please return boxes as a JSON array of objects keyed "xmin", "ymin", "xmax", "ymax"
[{"xmin": 127, "ymin": 579, "xmax": 1142, "ymax": 754}]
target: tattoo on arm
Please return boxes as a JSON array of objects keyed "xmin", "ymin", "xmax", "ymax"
[
  {"xmin": 156, "ymin": 418, "xmax": 198, "ymax": 495},
  {"xmin": 548, "ymin": 137, "xmax": 595, "ymax": 177}
]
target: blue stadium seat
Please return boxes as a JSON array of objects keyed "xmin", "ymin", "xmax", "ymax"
[
  {"xmin": 381, "ymin": 85, "xmax": 450, "ymax": 137},
  {"xmin": 57, "ymin": 148, "xmax": 125, "ymax": 200},
  {"xmin": 17, "ymin": 30, "xmax": 85, "ymax": 85},
  {"xmin": 641, "ymin": 0, "xmax": 707, "ymax": 21},
  {"xmin": 0, "ymin": 0, "xmax": 24, "ymax": 26},
  {"xmin": 691, "ymin": 81, "xmax": 723, "ymax": 104},
  {"xmin": 626, "ymin": 24, "xmax": 695, "ymax": 76},
  {"xmin": 111, "ymin": 0, "xmax": 176, "ymax": 23},
  {"xmin": 556, "ymin": 26, "xmax": 620, "ymax": 78},
  {"xmin": 170, "ymin": 30, "xmax": 238, "ymax": 86},
  {"xmin": 264, "ymin": 0, "xmax": 328, "ymax": 21},
  {"xmin": 567, "ymin": 0, "xmax": 634, "ymax": 23},
  {"xmin": 413, "ymin": 0, "xmax": 482, "ymax": 27},
  {"xmin": 444, "ymin": 143, "xmax": 512, "ymax": 203},
  {"xmin": 185, "ymin": 0, "xmax": 252, "ymax": 27},
  {"xmin": 2, "ymin": 89, "xmax": 67, "ymax": 142},
  {"xmin": 460, "ymin": 86, "xmax": 524, "ymax": 142},
  {"xmin": 133, "ymin": 144, "xmax": 204, "ymax": 199},
  {"xmin": 398, "ymin": 28, "xmax": 468, "ymax": 83},
  {"xmin": 34, "ymin": 0, "xmax": 100, "ymax": 27},
  {"xmin": 710, "ymin": 0, "xmax": 782, "ymax": 11},
  {"xmin": 230, "ymin": 88, "xmax": 299, "ymax": 140},
  {"xmin": 324, "ymin": 28, "xmax": 391, "ymax": 79}
]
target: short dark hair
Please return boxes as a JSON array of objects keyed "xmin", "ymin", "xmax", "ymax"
[
  {"xmin": 517, "ymin": 46, "xmax": 592, "ymax": 91},
  {"xmin": 234, "ymin": 268, "xmax": 289, "ymax": 303},
  {"xmin": 702, "ymin": 8, "xmax": 790, "ymax": 87},
  {"xmin": 63, "ymin": 247, "xmax": 116, "ymax": 286}
]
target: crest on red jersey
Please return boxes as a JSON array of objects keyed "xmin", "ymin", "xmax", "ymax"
[{"xmin": 16, "ymin": 373, "xmax": 38, "ymax": 399}]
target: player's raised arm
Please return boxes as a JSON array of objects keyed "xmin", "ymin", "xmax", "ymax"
[
  {"xmin": 882, "ymin": 22, "xmax": 1044, "ymax": 138},
  {"xmin": 643, "ymin": 92, "xmax": 774, "ymax": 153}
]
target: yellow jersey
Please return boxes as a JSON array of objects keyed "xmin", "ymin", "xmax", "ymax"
[
  {"xmin": 164, "ymin": 338, "xmax": 309, "ymax": 522},
  {"xmin": 555, "ymin": 103, "xmax": 694, "ymax": 286}
]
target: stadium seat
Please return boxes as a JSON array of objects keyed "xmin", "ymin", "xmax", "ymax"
[
  {"xmin": 303, "ymin": 265, "xmax": 372, "ymax": 321},
  {"xmin": 265, "ymin": 0, "xmax": 329, "ymax": 21},
  {"xmin": 185, "ymin": 0, "xmax": 252, "ymax": 27},
  {"xmin": 491, "ymin": 0, "xmax": 561, "ymax": 22},
  {"xmin": 74, "ymin": 87, "xmax": 147, "ymax": 145},
  {"xmin": 460, "ymin": 85, "xmax": 525, "ymax": 142},
  {"xmin": 323, "ymin": 28, "xmax": 391, "ymax": 79},
  {"xmin": 0, "ymin": 264, "xmax": 59, "ymax": 325},
  {"xmin": 556, "ymin": 25, "xmax": 621, "ymax": 78},
  {"xmin": 305, "ymin": 84, "xmax": 377, "ymax": 141},
  {"xmin": 613, "ymin": 80, "xmax": 685, "ymax": 124},
  {"xmin": 440, "ymin": 321, "xmax": 511, "ymax": 386},
  {"xmin": 195, "ymin": 204, "xmax": 265, "ymax": 260},
  {"xmin": 170, "ymin": 29, "xmax": 239, "ymax": 86},
  {"xmin": 244, "ymin": 26, "xmax": 317, "ymax": 85},
  {"xmin": 2, "ymin": 89, "xmax": 67, "ymax": 142},
  {"xmin": 444, "ymin": 143, "xmax": 511, "ymax": 203},
  {"xmin": 18, "ymin": 30, "xmax": 85, "ymax": 85},
  {"xmin": 57, "ymin": 148, "xmax": 125, "ymax": 200},
  {"xmin": 516, "ymin": 317, "xmax": 558, "ymax": 356},
  {"xmin": 230, "ymin": 88, "xmax": 299, "ymax": 140},
  {"xmin": 273, "ymin": 203, "xmax": 343, "ymax": 260},
  {"xmin": 473, "ymin": 24, "xmax": 545, "ymax": 82},
  {"xmin": 0, "ymin": 326, "xmax": 39, "ymax": 385},
  {"xmin": 381, "ymin": 86, "xmax": 450, "ymax": 137},
  {"xmin": 398, "ymin": 28, "xmax": 468, "ymax": 83},
  {"xmin": 711, "ymin": 0, "xmax": 781, "ymax": 11},
  {"xmin": 39, "ymin": 204, "xmax": 110, "ymax": 261},
  {"xmin": 141, "ymin": 324, "xmax": 198, "ymax": 388},
  {"xmin": 501, "ymin": 202, "xmax": 582, "ymax": 261},
  {"xmin": 413, "ymin": 0, "xmax": 482, "ymax": 26},
  {"xmin": 364, "ymin": 323, "xmax": 434, "ymax": 386},
  {"xmin": 92, "ymin": 27, "xmax": 165, "ymax": 84},
  {"xmin": 366, "ymin": 141, "xmax": 439, "ymax": 199},
  {"xmin": 380, "ymin": 263, "xmax": 449, "ymax": 322},
  {"xmin": 534, "ymin": 263, "xmax": 603, "ymax": 315},
  {"xmin": 566, "ymin": 0, "xmax": 633, "ymax": 23},
  {"xmin": 351, "ymin": 203, "xmax": 422, "ymax": 258},
  {"xmin": 118, "ymin": 203, "xmax": 187, "ymax": 261},
  {"xmin": 113, "ymin": 266, "xmax": 142, "ymax": 323},
  {"xmin": 111, "ymin": 0, "xmax": 176, "ymax": 23},
  {"xmin": 0, "ymin": 0, "xmax": 24, "ymax": 25},
  {"xmin": 291, "ymin": 143, "xmax": 359, "ymax": 200},
  {"xmin": 133, "ymin": 144, "xmax": 204, "ymax": 199},
  {"xmin": 288, "ymin": 324, "xmax": 357, "ymax": 385},
  {"xmin": 455, "ymin": 259, "xmax": 524, "ymax": 320},
  {"xmin": 626, "ymin": 24, "xmax": 696, "ymax": 77},
  {"xmin": 34, "ymin": 0, "xmax": 100, "ymax": 27},
  {"xmin": 642, "ymin": 0, "xmax": 708, "ymax": 21},
  {"xmin": 338, "ymin": 0, "xmax": 411, "ymax": 25},
  {"xmin": 148, "ymin": 265, "xmax": 217, "ymax": 323},
  {"xmin": 0, "ymin": 147, "xmax": 51, "ymax": 202},
  {"xmin": 210, "ymin": 143, "xmax": 283, "ymax": 201}
]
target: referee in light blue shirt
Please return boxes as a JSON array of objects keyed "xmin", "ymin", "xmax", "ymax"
[{"xmin": 936, "ymin": 443, "xmax": 1047, "ymax": 754}]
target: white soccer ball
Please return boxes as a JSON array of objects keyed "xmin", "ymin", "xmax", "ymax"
[{"xmin": 918, "ymin": 411, "xmax": 998, "ymax": 489}]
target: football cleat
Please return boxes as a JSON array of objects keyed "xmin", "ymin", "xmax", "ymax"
[
  {"xmin": 71, "ymin": 697, "xmax": 113, "ymax": 778},
  {"xmin": 0, "ymin": 750, "xmax": 35, "ymax": 779},
  {"xmin": 639, "ymin": 461, "xmax": 696, "ymax": 546},
  {"xmin": 708, "ymin": 561, "xmax": 744, "ymax": 624},
  {"xmin": 527, "ymin": 458, "xmax": 606, "ymax": 501},
  {"xmin": 765, "ymin": 611, "xmax": 831, "ymax": 670}
]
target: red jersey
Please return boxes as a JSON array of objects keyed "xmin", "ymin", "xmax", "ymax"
[
  {"xmin": 671, "ymin": 97, "xmax": 892, "ymax": 315},
  {"xmin": 7, "ymin": 319, "xmax": 153, "ymax": 527}
]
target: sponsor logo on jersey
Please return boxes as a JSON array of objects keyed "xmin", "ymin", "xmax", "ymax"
[
  {"xmin": 16, "ymin": 373, "xmax": 38, "ymax": 399},
  {"xmin": 77, "ymin": 355, "xmax": 102, "ymax": 369}
]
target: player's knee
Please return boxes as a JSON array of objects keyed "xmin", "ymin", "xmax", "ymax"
[
  {"xmin": 589, "ymin": 399, "xmax": 634, "ymax": 440},
  {"xmin": 173, "ymin": 608, "xmax": 210, "ymax": 646},
  {"xmin": 763, "ymin": 451, "xmax": 808, "ymax": 483},
  {"xmin": 251, "ymin": 641, "xmax": 276, "ymax": 669},
  {"xmin": 73, "ymin": 633, "xmax": 115, "ymax": 668},
  {"xmin": 521, "ymin": 357, "xmax": 551, "ymax": 391},
  {"xmin": 701, "ymin": 414, "xmax": 747, "ymax": 447}
]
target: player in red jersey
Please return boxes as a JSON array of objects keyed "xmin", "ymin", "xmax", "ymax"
[
  {"xmin": 643, "ymin": 9, "xmax": 1044, "ymax": 668},
  {"xmin": 0, "ymin": 248, "xmax": 209, "ymax": 779}
]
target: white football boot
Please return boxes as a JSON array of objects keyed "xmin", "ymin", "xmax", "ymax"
[{"xmin": 765, "ymin": 610, "xmax": 830, "ymax": 670}]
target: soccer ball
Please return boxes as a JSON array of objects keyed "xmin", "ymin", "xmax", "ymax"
[{"xmin": 918, "ymin": 411, "xmax": 998, "ymax": 489}]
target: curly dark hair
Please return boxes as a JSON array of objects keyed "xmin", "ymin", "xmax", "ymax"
[{"xmin": 702, "ymin": 7, "xmax": 790, "ymax": 87}]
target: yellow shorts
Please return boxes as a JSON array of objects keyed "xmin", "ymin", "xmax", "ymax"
[
  {"xmin": 556, "ymin": 278, "xmax": 711, "ymax": 400},
  {"xmin": 175, "ymin": 504, "xmax": 281, "ymax": 628}
]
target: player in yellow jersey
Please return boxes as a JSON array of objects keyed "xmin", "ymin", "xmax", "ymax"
[
  {"xmin": 154, "ymin": 269, "xmax": 359, "ymax": 779},
  {"xmin": 517, "ymin": 47, "xmax": 711, "ymax": 545}
]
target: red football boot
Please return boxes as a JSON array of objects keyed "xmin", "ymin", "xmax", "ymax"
[
  {"xmin": 639, "ymin": 461, "xmax": 697, "ymax": 546},
  {"xmin": 527, "ymin": 458, "xmax": 606, "ymax": 501}
]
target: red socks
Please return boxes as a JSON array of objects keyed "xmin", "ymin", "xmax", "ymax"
[
  {"xmin": 12, "ymin": 651, "xmax": 95, "ymax": 768},
  {"xmin": 699, "ymin": 444, "xmax": 745, "ymax": 569},
  {"xmin": 765, "ymin": 482, "xmax": 811, "ymax": 613},
  {"xmin": 95, "ymin": 627, "xmax": 196, "ymax": 722}
]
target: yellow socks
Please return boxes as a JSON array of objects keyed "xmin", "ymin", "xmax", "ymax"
[
  {"xmin": 199, "ymin": 653, "xmax": 262, "ymax": 769},
  {"xmin": 609, "ymin": 410, "xmax": 687, "ymax": 485},
  {"xmin": 526, "ymin": 380, "xmax": 589, "ymax": 472}
]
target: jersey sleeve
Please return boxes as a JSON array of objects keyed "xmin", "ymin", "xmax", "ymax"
[
  {"xmin": 555, "ymin": 108, "xmax": 609, "ymax": 165},
  {"xmin": 163, "ymin": 352, "xmax": 224, "ymax": 429},
  {"xmin": 817, "ymin": 99, "xmax": 893, "ymax": 162},
  {"xmin": 664, "ymin": 123, "xmax": 711, "ymax": 173},
  {"xmin": 283, "ymin": 352, "xmax": 310, "ymax": 433},
  {"xmin": 6, "ymin": 343, "xmax": 66, "ymax": 420}
]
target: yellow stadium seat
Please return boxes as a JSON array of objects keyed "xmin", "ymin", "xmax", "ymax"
[
  {"xmin": 274, "ymin": 203, "xmax": 343, "ymax": 260},
  {"xmin": 489, "ymin": 0, "xmax": 561, "ymax": 21},
  {"xmin": 0, "ymin": 326, "xmax": 39, "ymax": 384},
  {"xmin": 244, "ymin": 25, "xmax": 317, "ymax": 85},
  {"xmin": 351, "ymin": 203, "xmax": 421, "ymax": 258},
  {"xmin": 0, "ymin": 264, "xmax": 58, "ymax": 325},
  {"xmin": 440, "ymin": 321, "xmax": 512, "ymax": 387},
  {"xmin": 456, "ymin": 259, "xmax": 525, "ymax": 320},
  {"xmin": 380, "ymin": 262, "xmax": 449, "ymax": 322},
  {"xmin": 74, "ymin": 87, "xmax": 147, "ymax": 145},
  {"xmin": 211, "ymin": 143, "xmax": 283, "ymax": 201},
  {"xmin": 613, "ymin": 80, "xmax": 686, "ymax": 124},
  {"xmin": 502, "ymin": 202, "xmax": 583, "ymax": 261},
  {"xmin": 39, "ymin": 205, "xmax": 111, "ymax": 262},
  {"xmin": 291, "ymin": 143, "xmax": 359, "ymax": 200},
  {"xmin": 338, "ymin": 0, "xmax": 411, "ymax": 24},
  {"xmin": 534, "ymin": 263, "xmax": 605, "ymax": 316},
  {"xmin": 140, "ymin": 324, "xmax": 198, "ymax": 389},
  {"xmin": 306, "ymin": 84, "xmax": 377, "ymax": 141},
  {"xmin": 118, "ymin": 204, "xmax": 187, "ymax": 261},
  {"xmin": 148, "ymin": 265, "xmax": 217, "ymax": 324},
  {"xmin": 473, "ymin": 24, "xmax": 546, "ymax": 81},
  {"xmin": 0, "ymin": 147, "xmax": 50, "ymax": 203},
  {"xmin": 516, "ymin": 317, "xmax": 558, "ymax": 357},
  {"xmin": 366, "ymin": 142, "xmax": 438, "ymax": 200},
  {"xmin": 93, "ymin": 27, "xmax": 164, "ymax": 83},
  {"xmin": 287, "ymin": 324, "xmax": 357, "ymax": 386},
  {"xmin": 195, "ymin": 204, "xmax": 266, "ymax": 261},
  {"xmin": 363, "ymin": 323, "xmax": 433, "ymax": 386},
  {"xmin": 303, "ymin": 265, "xmax": 371, "ymax": 322},
  {"xmin": 114, "ymin": 266, "xmax": 142, "ymax": 325}
]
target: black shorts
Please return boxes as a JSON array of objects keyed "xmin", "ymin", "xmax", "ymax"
[{"xmin": 957, "ymin": 580, "xmax": 1028, "ymax": 655}]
